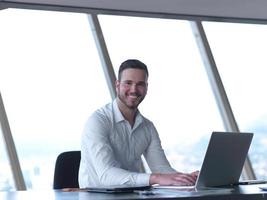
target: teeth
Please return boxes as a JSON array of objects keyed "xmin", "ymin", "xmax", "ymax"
[{"xmin": 129, "ymin": 94, "xmax": 137, "ymax": 97}]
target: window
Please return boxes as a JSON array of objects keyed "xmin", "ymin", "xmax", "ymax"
[
  {"xmin": 203, "ymin": 21, "xmax": 267, "ymax": 179},
  {"xmin": 2, "ymin": 8, "xmax": 264, "ymax": 190},
  {"xmin": 0, "ymin": 9, "xmax": 110, "ymax": 190}
]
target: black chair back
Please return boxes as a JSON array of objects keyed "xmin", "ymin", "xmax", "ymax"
[{"xmin": 53, "ymin": 151, "xmax": 81, "ymax": 189}]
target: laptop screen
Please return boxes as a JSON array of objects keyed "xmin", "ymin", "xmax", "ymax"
[{"xmin": 196, "ymin": 131, "xmax": 253, "ymax": 189}]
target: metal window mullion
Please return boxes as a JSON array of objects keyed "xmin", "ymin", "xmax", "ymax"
[
  {"xmin": 0, "ymin": 93, "xmax": 26, "ymax": 190},
  {"xmin": 87, "ymin": 14, "xmax": 116, "ymax": 100},
  {"xmin": 190, "ymin": 21, "xmax": 256, "ymax": 180}
]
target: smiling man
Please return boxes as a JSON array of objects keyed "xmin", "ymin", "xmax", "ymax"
[{"xmin": 79, "ymin": 59, "xmax": 198, "ymax": 188}]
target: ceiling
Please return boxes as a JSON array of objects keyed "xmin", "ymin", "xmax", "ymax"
[{"xmin": 1, "ymin": 0, "xmax": 267, "ymax": 23}]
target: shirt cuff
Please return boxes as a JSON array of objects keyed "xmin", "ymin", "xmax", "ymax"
[{"xmin": 135, "ymin": 173, "xmax": 151, "ymax": 185}]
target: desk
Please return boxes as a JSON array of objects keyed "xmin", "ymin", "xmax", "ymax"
[{"xmin": 1, "ymin": 184, "xmax": 267, "ymax": 200}]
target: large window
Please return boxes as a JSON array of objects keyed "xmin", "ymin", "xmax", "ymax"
[
  {"xmin": 203, "ymin": 21, "xmax": 267, "ymax": 179},
  {"xmin": 0, "ymin": 9, "xmax": 110, "ymax": 190},
  {"xmin": 2, "ymin": 7, "xmax": 267, "ymax": 191},
  {"xmin": 99, "ymin": 15, "xmax": 224, "ymax": 172}
]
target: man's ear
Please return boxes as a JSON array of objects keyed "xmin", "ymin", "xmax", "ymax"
[
  {"xmin": 115, "ymin": 80, "xmax": 119, "ymax": 87},
  {"xmin": 115, "ymin": 80, "xmax": 120, "ymax": 92}
]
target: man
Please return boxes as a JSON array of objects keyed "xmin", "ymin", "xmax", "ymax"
[{"xmin": 79, "ymin": 59, "xmax": 198, "ymax": 187}]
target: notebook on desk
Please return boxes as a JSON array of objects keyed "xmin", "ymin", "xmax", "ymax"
[
  {"xmin": 155, "ymin": 131, "xmax": 254, "ymax": 190},
  {"xmin": 86, "ymin": 184, "xmax": 152, "ymax": 193}
]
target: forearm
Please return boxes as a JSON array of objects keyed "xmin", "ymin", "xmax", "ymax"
[{"xmin": 149, "ymin": 173, "xmax": 175, "ymax": 185}]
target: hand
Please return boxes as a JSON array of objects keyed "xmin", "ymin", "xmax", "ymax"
[
  {"xmin": 190, "ymin": 170, "xmax": 199, "ymax": 180},
  {"xmin": 149, "ymin": 171, "xmax": 199, "ymax": 186}
]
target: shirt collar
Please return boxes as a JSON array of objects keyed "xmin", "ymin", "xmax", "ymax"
[{"xmin": 113, "ymin": 99, "xmax": 125, "ymax": 123}]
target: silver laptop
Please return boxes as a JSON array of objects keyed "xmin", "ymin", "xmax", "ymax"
[{"xmin": 195, "ymin": 131, "xmax": 253, "ymax": 189}]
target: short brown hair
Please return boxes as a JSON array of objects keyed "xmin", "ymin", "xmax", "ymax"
[{"xmin": 118, "ymin": 59, "xmax": 149, "ymax": 80}]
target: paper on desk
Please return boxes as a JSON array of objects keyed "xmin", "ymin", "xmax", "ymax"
[
  {"xmin": 153, "ymin": 185, "xmax": 234, "ymax": 194},
  {"xmin": 153, "ymin": 185, "xmax": 195, "ymax": 190}
]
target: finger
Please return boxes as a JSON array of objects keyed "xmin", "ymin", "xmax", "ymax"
[
  {"xmin": 173, "ymin": 174, "xmax": 196, "ymax": 185},
  {"xmin": 191, "ymin": 171, "xmax": 199, "ymax": 177},
  {"xmin": 181, "ymin": 174, "xmax": 196, "ymax": 182}
]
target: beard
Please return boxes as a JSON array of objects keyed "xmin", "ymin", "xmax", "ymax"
[{"xmin": 117, "ymin": 92, "xmax": 145, "ymax": 110}]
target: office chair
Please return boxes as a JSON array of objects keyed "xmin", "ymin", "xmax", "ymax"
[{"xmin": 53, "ymin": 151, "xmax": 81, "ymax": 189}]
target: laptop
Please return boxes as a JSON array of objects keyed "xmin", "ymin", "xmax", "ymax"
[
  {"xmin": 155, "ymin": 131, "xmax": 253, "ymax": 190},
  {"xmin": 195, "ymin": 131, "xmax": 253, "ymax": 189}
]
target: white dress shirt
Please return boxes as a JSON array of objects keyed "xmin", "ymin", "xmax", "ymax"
[{"xmin": 78, "ymin": 99, "xmax": 176, "ymax": 187}]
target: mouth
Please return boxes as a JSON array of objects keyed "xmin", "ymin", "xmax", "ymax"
[{"xmin": 128, "ymin": 93, "xmax": 140, "ymax": 100}]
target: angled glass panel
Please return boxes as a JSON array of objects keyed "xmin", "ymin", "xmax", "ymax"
[
  {"xmin": 0, "ymin": 8, "xmax": 110, "ymax": 189},
  {"xmin": 203, "ymin": 21, "xmax": 267, "ymax": 179},
  {"xmin": 99, "ymin": 15, "xmax": 224, "ymax": 172}
]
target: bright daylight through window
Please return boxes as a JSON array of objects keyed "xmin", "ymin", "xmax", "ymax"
[
  {"xmin": 204, "ymin": 21, "xmax": 267, "ymax": 180},
  {"xmin": 0, "ymin": 9, "xmax": 110, "ymax": 190},
  {"xmin": 0, "ymin": 8, "xmax": 266, "ymax": 191}
]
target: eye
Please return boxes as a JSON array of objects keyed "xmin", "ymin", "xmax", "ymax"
[
  {"xmin": 123, "ymin": 81, "xmax": 132, "ymax": 86},
  {"xmin": 125, "ymin": 81, "xmax": 132, "ymax": 85},
  {"xmin": 136, "ymin": 82, "xmax": 146, "ymax": 87},
  {"xmin": 121, "ymin": 81, "xmax": 133, "ymax": 87}
]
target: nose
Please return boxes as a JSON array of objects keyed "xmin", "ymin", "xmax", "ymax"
[{"xmin": 129, "ymin": 83, "xmax": 138, "ymax": 91}]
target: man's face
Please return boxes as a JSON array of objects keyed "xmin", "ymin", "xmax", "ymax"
[{"xmin": 116, "ymin": 68, "xmax": 148, "ymax": 110}]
